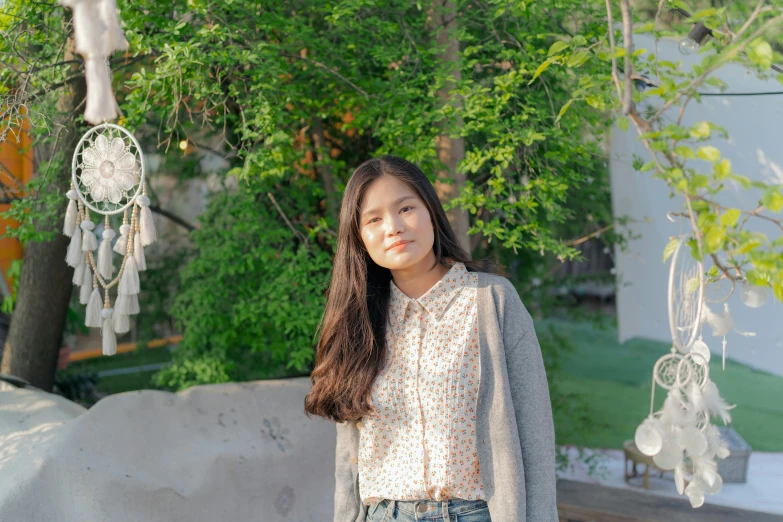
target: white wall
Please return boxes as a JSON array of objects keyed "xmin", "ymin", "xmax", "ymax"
[{"xmin": 610, "ymin": 34, "xmax": 783, "ymax": 376}]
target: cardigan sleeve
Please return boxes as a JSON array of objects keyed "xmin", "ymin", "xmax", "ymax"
[
  {"xmin": 333, "ymin": 419, "xmax": 362, "ymax": 522},
  {"xmin": 502, "ymin": 286, "xmax": 559, "ymax": 521}
]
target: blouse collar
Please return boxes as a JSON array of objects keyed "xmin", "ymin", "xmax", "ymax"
[{"xmin": 389, "ymin": 261, "xmax": 470, "ymax": 324}]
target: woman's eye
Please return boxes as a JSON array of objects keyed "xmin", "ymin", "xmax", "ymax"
[{"xmin": 401, "ymin": 206, "xmax": 412, "ymax": 212}]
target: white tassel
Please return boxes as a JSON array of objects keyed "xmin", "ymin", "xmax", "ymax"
[
  {"xmin": 83, "ymin": 57, "xmax": 119, "ymax": 125},
  {"xmin": 119, "ymin": 255, "xmax": 140, "ymax": 295},
  {"xmin": 72, "ymin": 256, "xmax": 84, "ymax": 286},
  {"xmin": 81, "ymin": 219, "xmax": 98, "ymax": 251},
  {"xmin": 114, "ymin": 223, "xmax": 130, "ymax": 254},
  {"xmin": 71, "ymin": 1, "xmax": 106, "ymax": 58},
  {"xmin": 63, "ymin": 190, "xmax": 79, "ymax": 237},
  {"xmin": 136, "ymin": 195, "xmax": 158, "ymax": 245},
  {"xmin": 85, "ymin": 288, "xmax": 103, "ymax": 328},
  {"xmin": 80, "ymin": 276, "xmax": 93, "ymax": 305},
  {"xmin": 101, "ymin": 308, "xmax": 117, "ymax": 356},
  {"xmin": 78, "ymin": 263, "xmax": 93, "ymax": 298},
  {"xmin": 133, "ymin": 232, "xmax": 147, "ymax": 271},
  {"xmin": 98, "ymin": 228, "xmax": 116, "ymax": 279},
  {"xmin": 113, "ymin": 310, "xmax": 130, "ymax": 334},
  {"xmin": 97, "ymin": 0, "xmax": 129, "ymax": 55},
  {"xmin": 116, "ymin": 292, "xmax": 139, "ymax": 315},
  {"xmin": 65, "ymin": 228, "xmax": 83, "ymax": 267}
]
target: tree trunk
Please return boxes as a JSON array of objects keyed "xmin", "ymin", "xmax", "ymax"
[
  {"xmin": 311, "ymin": 115, "xmax": 339, "ymax": 225},
  {"xmin": 428, "ymin": 0, "xmax": 471, "ymax": 254},
  {"xmin": 0, "ymin": 31, "xmax": 86, "ymax": 391}
]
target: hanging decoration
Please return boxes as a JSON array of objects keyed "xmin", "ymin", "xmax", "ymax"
[
  {"xmin": 58, "ymin": 0, "xmax": 129, "ymax": 124},
  {"xmin": 64, "ymin": 123, "xmax": 157, "ymax": 356},
  {"xmin": 632, "ymin": 236, "xmax": 738, "ymax": 507}
]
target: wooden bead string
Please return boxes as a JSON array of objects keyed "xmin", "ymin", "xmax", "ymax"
[
  {"xmin": 85, "ymin": 200, "xmax": 139, "ymax": 291},
  {"xmin": 104, "ymin": 287, "xmax": 111, "ymax": 310}
]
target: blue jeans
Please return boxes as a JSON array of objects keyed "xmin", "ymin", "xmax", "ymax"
[{"xmin": 365, "ymin": 498, "xmax": 491, "ymax": 522}]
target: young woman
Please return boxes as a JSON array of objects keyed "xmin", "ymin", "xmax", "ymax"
[{"xmin": 304, "ymin": 155, "xmax": 557, "ymax": 522}]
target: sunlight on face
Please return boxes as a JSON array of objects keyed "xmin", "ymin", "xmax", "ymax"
[{"xmin": 359, "ymin": 176, "xmax": 434, "ymax": 271}]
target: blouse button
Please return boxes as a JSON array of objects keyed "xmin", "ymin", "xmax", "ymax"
[
  {"xmin": 357, "ymin": 421, "xmax": 363, "ymax": 429},
  {"xmin": 350, "ymin": 456, "xmax": 358, "ymax": 464}
]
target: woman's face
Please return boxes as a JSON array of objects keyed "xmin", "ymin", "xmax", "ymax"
[{"xmin": 358, "ymin": 175, "xmax": 435, "ymax": 271}]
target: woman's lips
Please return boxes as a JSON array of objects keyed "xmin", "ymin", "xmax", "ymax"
[{"xmin": 388, "ymin": 240, "xmax": 412, "ymax": 250}]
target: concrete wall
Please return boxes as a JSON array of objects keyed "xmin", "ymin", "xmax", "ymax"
[
  {"xmin": 0, "ymin": 377, "xmax": 336, "ymax": 521},
  {"xmin": 610, "ymin": 34, "xmax": 783, "ymax": 376}
]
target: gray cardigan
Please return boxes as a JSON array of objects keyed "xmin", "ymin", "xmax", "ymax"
[{"xmin": 334, "ymin": 271, "xmax": 558, "ymax": 522}]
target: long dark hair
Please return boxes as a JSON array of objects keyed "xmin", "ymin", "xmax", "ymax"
[{"xmin": 304, "ymin": 155, "xmax": 501, "ymax": 422}]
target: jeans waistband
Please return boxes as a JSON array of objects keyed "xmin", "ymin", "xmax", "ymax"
[{"xmin": 379, "ymin": 497, "xmax": 487, "ymax": 517}]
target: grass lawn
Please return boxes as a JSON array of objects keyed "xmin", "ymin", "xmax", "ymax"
[
  {"xmin": 59, "ymin": 346, "xmax": 173, "ymax": 396},
  {"xmin": 543, "ymin": 318, "xmax": 783, "ymax": 452}
]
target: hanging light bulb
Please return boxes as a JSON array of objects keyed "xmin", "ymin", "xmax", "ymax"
[{"xmin": 679, "ymin": 22, "xmax": 712, "ymax": 55}]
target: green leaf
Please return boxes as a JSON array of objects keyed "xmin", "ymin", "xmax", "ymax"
[
  {"xmin": 689, "ymin": 121, "xmax": 711, "ymax": 139},
  {"xmin": 719, "ymin": 208, "xmax": 741, "ymax": 227},
  {"xmin": 774, "ymin": 282, "xmax": 783, "ymax": 302},
  {"xmin": 566, "ymin": 51, "xmax": 590, "ymax": 68},
  {"xmin": 572, "ymin": 35, "xmax": 587, "ymax": 46},
  {"xmin": 687, "ymin": 237, "xmax": 702, "ymax": 261},
  {"xmin": 714, "ymin": 159, "xmax": 731, "ymax": 179},
  {"xmin": 690, "ymin": 174, "xmax": 710, "ymax": 190},
  {"xmin": 674, "ymin": 146, "xmax": 695, "ymax": 159},
  {"xmin": 556, "ymin": 99, "xmax": 573, "ymax": 123},
  {"xmin": 704, "ymin": 225, "xmax": 727, "ymax": 252},
  {"xmin": 636, "ymin": 22, "xmax": 655, "ymax": 33},
  {"xmin": 618, "ymin": 116, "xmax": 629, "ymax": 132},
  {"xmin": 585, "ymin": 95, "xmax": 606, "ymax": 111},
  {"xmin": 697, "ymin": 146, "xmax": 720, "ymax": 162},
  {"xmin": 762, "ymin": 187, "xmax": 783, "ymax": 212},
  {"xmin": 736, "ymin": 234, "xmax": 763, "ymax": 254},
  {"xmin": 750, "ymin": 40, "xmax": 773, "ymax": 69},
  {"xmin": 640, "ymin": 161, "xmax": 656, "ymax": 172},
  {"xmin": 663, "ymin": 236, "xmax": 679, "ymax": 263},
  {"xmin": 528, "ymin": 58, "xmax": 552, "ymax": 84},
  {"xmin": 729, "ymin": 173, "xmax": 751, "ymax": 190},
  {"xmin": 685, "ymin": 276, "xmax": 700, "ymax": 295},
  {"xmin": 745, "ymin": 270, "xmax": 767, "ymax": 286},
  {"xmin": 548, "ymin": 41, "xmax": 569, "ymax": 56}
]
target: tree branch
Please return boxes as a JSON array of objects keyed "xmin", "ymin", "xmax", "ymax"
[
  {"xmin": 278, "ymin": 51, "xmax": 369, "ymax": 99},
  {"xmin": 148, "ymin": 205, "xmax": 195, "ymax": 232}
]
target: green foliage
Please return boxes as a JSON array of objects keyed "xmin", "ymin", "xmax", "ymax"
[
  {"xmin": 151, "ymin": 176, "xmax": 334, "ymax": 390},
  {"xmin": 529, "ymin": 0, "xmax": 783, "ymax": 299}
]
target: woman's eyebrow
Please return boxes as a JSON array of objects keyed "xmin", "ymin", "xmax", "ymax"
[{"xmin": 361, "ymin": 195, "xmax": 417, "ymax": 218}]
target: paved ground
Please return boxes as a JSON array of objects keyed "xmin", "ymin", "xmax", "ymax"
[{"xmin": 558, "ymin": 445, "xmax": 783, "ymax": 516}]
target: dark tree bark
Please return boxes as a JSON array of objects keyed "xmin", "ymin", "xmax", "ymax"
[
  {"xmin": 0, "ymin": 31, "xmax": 86, "ymax": 391},
  {"xmin": 428, "ymin": 0, "xmax": 471, "ymax": 254},
  {"xmin": 311, "ymin": 115, "xmax": 339, "ymax": 225}
]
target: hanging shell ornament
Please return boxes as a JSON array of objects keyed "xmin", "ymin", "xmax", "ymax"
[
  {"xmin": 64, "ymin": 123, "xmax": 157, "ymax": 356},
  {"xmin": 632, "ymin": 236, "xmax": 734, "ymax": 507}
]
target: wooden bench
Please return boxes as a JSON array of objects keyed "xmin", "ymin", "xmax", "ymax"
[
  {"xmin": 557, "ymin": 479, "xmax": 783, "ymax": 522},
  {"xmin": 623, "ymin": 440, "xmax": 667, "ymax": 489}
]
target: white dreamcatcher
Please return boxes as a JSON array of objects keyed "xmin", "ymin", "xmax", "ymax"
[
  {"xmin": 63, "ymin": 123, "xmax": 157, "ymax": 356},
  {"xmin": 633, "ymin": 236, "xmax": 736, "ymax": 507}
]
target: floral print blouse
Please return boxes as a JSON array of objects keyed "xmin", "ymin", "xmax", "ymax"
[{"xmin": 357, "ymin": 261, "xmax": 485, "ymax": 503}]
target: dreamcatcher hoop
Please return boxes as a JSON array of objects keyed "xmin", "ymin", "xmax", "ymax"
[
  {"xmin": 63, "ymin": 122, "xmax": 157, "ymax": 357},
  {"xmin": 653, "ymin": 351, "xmax": 684, "ymax": 391},
  {"xmin": 676, "ymin": 352, "xmax": 710, "ymax": 390},
  {"xmin": 667, "ymin": 236, "xmax": 704, "ymax": 353},
  {"xmin": 71, "ymin": 123, "xmax": 145, "ymax": 216}
]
